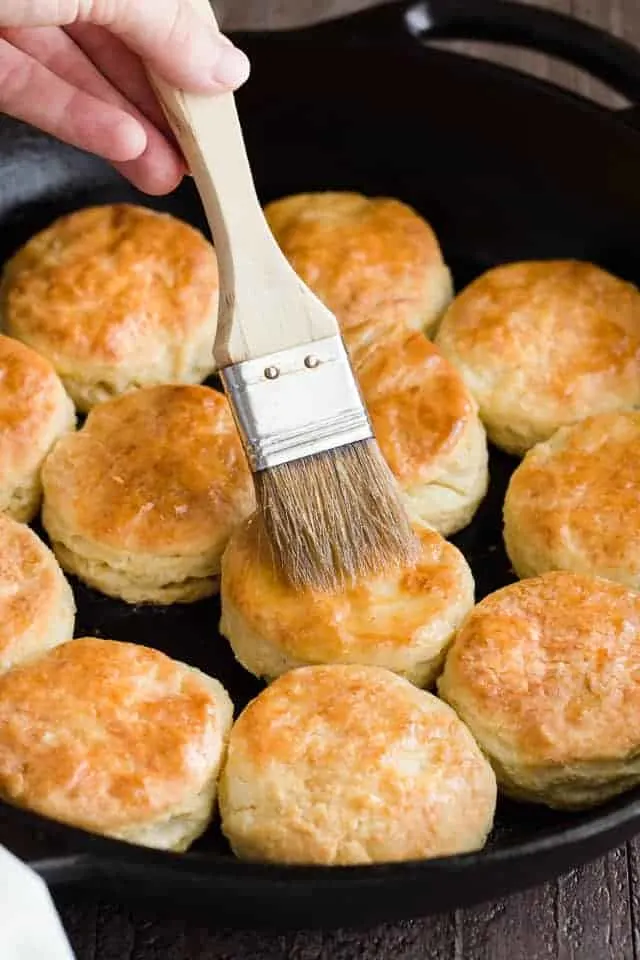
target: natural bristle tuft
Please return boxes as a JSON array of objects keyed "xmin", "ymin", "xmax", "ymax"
[{"xmin": 254, "ymin": 440, "xmax": 419, "ymax": 592}]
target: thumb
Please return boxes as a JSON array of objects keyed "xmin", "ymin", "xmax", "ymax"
[{"xmin": 4, "ymin": 0, "xmax": 250, "ymax": 92}]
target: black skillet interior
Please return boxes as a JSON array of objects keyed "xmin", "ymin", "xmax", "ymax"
[{"xmin": 2, "ymin": 0, "xmax": 640, "ymax": 929}]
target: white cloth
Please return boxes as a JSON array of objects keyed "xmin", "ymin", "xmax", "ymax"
[{"xmin": 0, "ymin": 846, "xmax": 75, "ymax": 959}]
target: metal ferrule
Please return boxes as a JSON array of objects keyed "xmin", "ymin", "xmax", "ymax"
[{"xmin": 219, "ymin": 335, "xmax": 373, "ymax": 471}]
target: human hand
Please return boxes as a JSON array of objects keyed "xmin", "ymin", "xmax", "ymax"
[{"xmin": 0, "ymin": 0, "xmax": 250, "ymax": 195}]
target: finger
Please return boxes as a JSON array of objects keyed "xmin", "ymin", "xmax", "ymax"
[
  {"xmin": 65, "ymin": 23, "xmax": 169, "ymax": 134},
  {"xmin": 0, "ymin": 37, "xmax": 146, "ymax": 163},
  {"xmin": 3, "ymin": 26, "xmax": 184, "ymax": 194},
  {"xmin": 112, "ymin": 151, "xmax": 184, "ymax": 196},
  {"xmin": 1, "ymin": 0, "xmax": 250, "ymax": 93}
]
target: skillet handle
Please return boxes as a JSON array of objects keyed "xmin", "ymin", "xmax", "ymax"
[{"xmin": 400, "ymin": 0, "xmax": 640, "ymax": 105}]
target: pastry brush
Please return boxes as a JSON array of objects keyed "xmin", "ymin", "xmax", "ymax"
[{"xmin": 148, "ymin": 2, "xmax": 416, "ymax": 591}]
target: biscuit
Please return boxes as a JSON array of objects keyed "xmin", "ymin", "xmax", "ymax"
[
  {"xmin": 438, "ymin": 571, "xmax": 640, "ymax": 809},
  {"xmin": 0, "ymin": 516, "xmax": 75, "ymax": 672},
  {"xmin": 0, "ymin": 334, "xmax": 75, "ymax": 522},
  {"xmin": 434, "ymin": 261, "xmax": 640, "ymax": 455},
  {"xmin": 265, "ymin": 192, "xmax": 453, "ymax": 356},
  {"xmin": 0, "ymin": 637, "xmax": 233, "ymax": 851},
  {"xmin": 1, "ymin": 204, "xmax": 219, "ymax": 412},
  {"xmin": 42, "ymin": 385, "xmax": 255, "ymax": 604},
  {"xmin": 358, "ymin": 330, "xmax": 488, "ymax": 536},
  {"xmin": 504, "ymin": 413, "xmax": 640, "ymax": 587},
  {"xmin": 220, "ymin": 517, "xmax": 474, "ymax": 687},
  {"xmin": 219, "ymin": 664, "xmax": 496, "ymax": 865}
]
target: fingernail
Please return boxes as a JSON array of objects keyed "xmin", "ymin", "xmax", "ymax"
[
  {"xmin": 111, "ymin": 116, "xmax": 148, "ymax": 163},
  {"xmin": 212, "ymin": 45, "xmax": 250, "ymax": 88}
]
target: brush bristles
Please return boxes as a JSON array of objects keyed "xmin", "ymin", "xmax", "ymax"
[{"xmin": 254, "ymin": 439, "xmax": 419, "ymax": 592}]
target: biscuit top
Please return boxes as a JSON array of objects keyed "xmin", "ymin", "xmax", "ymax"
[
  {"xmin": 265, "ymin": 192, "xmax": 448, "ymax": 350},
  {"xmin": 357, "ymin": 331, "xmax": 477, "ymax": 486},
  {"xmin": 42, "ymin": 385, "xmax": 254, "ymax": 556},
  {"xmin": 222, "ymin": 516, "xmax": 473, "ymax": 663},
  {"xmin": 439, "ymin": 571, "xmax": 640, "ymax": 765},
  {"xmin": 223, "ymin": 664, "xmax": 495, "ymax": 863},
  {"xmin": 235, "ymin": 665, "xmax": 483, "ymax": 771},
  {"xmin": 0, "ymin": 638, "xmax": 229, "ymax": 832},
  {"xmin": 436, "ymin": 260, "xmax": 640, "ymax": 415},
  {"xmin": 0, "ymin": 517, "xmax": 69, "ymax": 665},
  {"xmin": 506, "ymin": 412, "xmax": 640, "ymax": 576},
  {"xmin": 2, "ymin": 205, "xmax": 218, "ymax": 365},
  {"xmin": 0, "ymin": 334, "xmax": 71, "ymax": 476}
]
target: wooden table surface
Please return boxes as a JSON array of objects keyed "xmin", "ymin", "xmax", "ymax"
[{"xmin": 12, "ymin": 1, "xmax": 640, "ymax": 957}]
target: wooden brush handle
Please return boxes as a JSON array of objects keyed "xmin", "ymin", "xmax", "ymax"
[{"xmin": 148, "ymin": 0, "xmax": 336, "ymax": 366}]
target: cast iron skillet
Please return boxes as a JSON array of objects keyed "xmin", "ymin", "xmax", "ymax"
[{"xmin": 1, "ymin": 0, "xmax": 640, "ymax": 929}]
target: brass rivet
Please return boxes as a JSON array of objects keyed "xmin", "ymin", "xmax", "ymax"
[
  {"xmin": 304, "ymin": 355, "xmax": 321, "ymax": 369},
  {"xmin": 264, "ymin": 366, "xmax": 280, "ymax": 380}
]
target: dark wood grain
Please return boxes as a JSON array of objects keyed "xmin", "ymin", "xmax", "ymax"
[{"xmin": 46, "ymin": 0, "xmax": 640, "ymax": 956}]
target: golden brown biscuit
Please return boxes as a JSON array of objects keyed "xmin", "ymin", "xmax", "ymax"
[
  {"xmin": 439, "ymin": 571, "xmax": 640, "ymax": 809},
  {"xmin": 221, "ymin": 517, "xmax": 474, "ymax": 687},
  {"xmin": 435, "ymin": 261, "xmax": 640, "ymax": 455},
  {"xmin": 0, "ymin": 516, "xmax": 75, "ymax": 672},
  {"xmin": 1, "ymin": 204, "xmax": 219, "ymax": 412},
  {"xmin": 42, "ymin": 385, "xmax": 255, "ymax": 604},
  {"xmin": 0, "ymin": 637, "xmax": 233, "ymax": 850},
  {"xmin": 0, "ymin": 334, "xmax": 75, "ymax": 522},
  {"xmin": 358, "ymin": 330, "xmax": 488, "ymax": 535},
  {"xmin": 265, "ymin": 192, "xmax": 484, "ymax": 533},
  {"xmin": 504, "ymin": 413, "xmax": 640, "ymax": 587},
  {"xmin": 265, "ymin": 192, "xmax": 453, "ymax": 355},
  {"xmin": 219, "ymin": 664, "xmax": 496, "ymax": 865}
]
